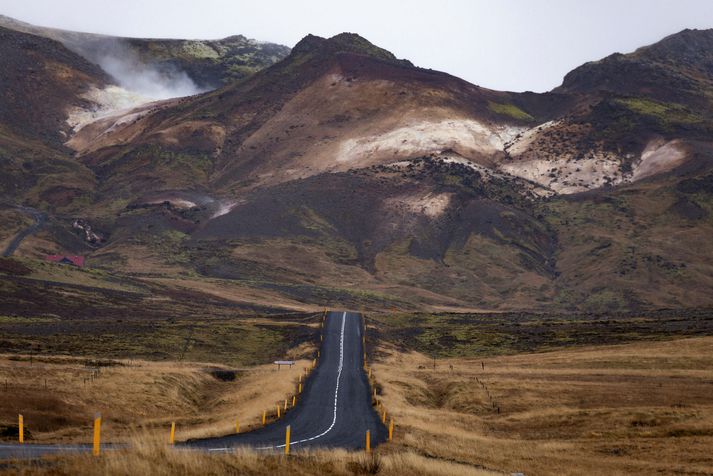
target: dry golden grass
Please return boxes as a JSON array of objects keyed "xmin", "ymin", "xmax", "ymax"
[
  {"xmin": 3, "ymin": 336, "xmax": 713, "ymax": 475},
  {"xmin": 0, "ymin": 354, "xmax": 310, "ymax": 443},
  {"xmin": 373, "ymin": 336, "xmax": 713, "ymax": 475},
  {"xmin": 0, "ymin": 433, "xmax": 497, "ymax": 476}
]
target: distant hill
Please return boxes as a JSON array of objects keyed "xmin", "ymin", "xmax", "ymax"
[
  {"xmin": 2, "ymin": 19, "xmax": 713, "ymax": 312},
  {"xmin": 0, "ymin": 15, "xmax": 291, "ymax": 91}
]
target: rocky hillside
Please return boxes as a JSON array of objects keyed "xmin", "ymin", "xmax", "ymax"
[
  {"xmin": 2, "ymin": 22, "xmax": 713, "ymax": 313},
  {"xmin": 0, "ymin": 15, "xmax": 290, "ymax": 91}
]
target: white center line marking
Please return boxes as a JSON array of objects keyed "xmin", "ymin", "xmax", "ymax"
[
  {"xmin": 269, "ymin": 311, "xmax": 346, "ymax": 448},
  {"xmin": 240, "ymin": 311, "xmax": 347, "ymax": 451}
]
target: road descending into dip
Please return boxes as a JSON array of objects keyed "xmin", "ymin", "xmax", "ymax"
[
  {"xmin": 189, "ymin": 310, "xmax": 388, "ymax": 451},
  {"xmin": 0, "ymin": 311, "xmax": 387, "ymax": 458}
]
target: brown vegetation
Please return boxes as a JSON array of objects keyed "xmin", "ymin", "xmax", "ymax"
[
  {"xmin": 1, "ymin": 435, "xmax": 495, "ymax": 476},
  {"xmin": 0, "ymin": 355, "xmax": 310, "ymax": 443},
  {"xmin": 373, "ymin": 337, "xmax": 713, "ymax": 475}
]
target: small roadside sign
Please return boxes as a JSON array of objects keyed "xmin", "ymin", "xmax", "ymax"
[{"xmin": 274, "ymin": 360, "xmax": 295, "ymax": 370}]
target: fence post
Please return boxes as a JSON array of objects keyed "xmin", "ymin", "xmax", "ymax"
[
  {"xmin": 292, "ymin": 395, "xmax": 296, "ymax": 407},
  {"xmin": 299, "ymin": 383, "xmax": 302, "ymax": 394},
  {"xmin": 284, "ymin": 399, "xmax": 288, "ymax": 411},
  {"xmin": 277, "ymin": 404, "xmax": 281, "ymax": 419},
  {"xmin": 262, "ymin": 410, "xmax": 266, "ymax": 426},
  {"xmin": 365, "ymin": 429, "xmax": 371, "ymax": 453},
  {"xmin": 235, "ymin": 417, "xmax": 240, "ymax": 433},
  {"xmin": 285, "ymin": 425, "xmax": 291, "ymax": 455},
  {"xmin": 93, "ymin": 413, "xmax": 101, "ymax": 456},
  {"xmin": 389, "ymin": 418, "xmax": 394, "ymax": 441},
  {"xmin": 170, "ymin": 421, "xmax": 175, "ymax": 445},
  {"xmin": 18, "ymin": 414, "xmax": 23, "ymax": 444}
]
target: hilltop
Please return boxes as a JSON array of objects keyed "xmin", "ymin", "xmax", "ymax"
[{"xmin": 1, "ymin": 22, "xmax": 713, "ymax": 313}]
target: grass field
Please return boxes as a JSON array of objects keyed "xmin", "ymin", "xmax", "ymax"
[
  {"xmin": 3, "ymin": 336, "xmax": 712, "ymax": 475},
  {"xmin": 372, "ymin": 336, "xmax": 713, "ymax": 475},
  {"xmin": 0, "ymin": 354, "xmax": 315, "ymax": 444},
  {"xmin": 1, "ymin": 283, "xmax": 712, "ymax": 475},
  {"xmin": 1, "ymin": 440, "xmax": 495, "ymax": 476}
]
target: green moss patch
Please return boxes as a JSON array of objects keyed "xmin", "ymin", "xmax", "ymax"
[{"xmin": 487, "ymin": 101, "xmax": 534, "ymax": 121}]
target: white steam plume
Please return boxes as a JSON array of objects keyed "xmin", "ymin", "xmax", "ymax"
[{"xmin": 69, "ymin": 38, "xmax": 206, "ymax": 100}]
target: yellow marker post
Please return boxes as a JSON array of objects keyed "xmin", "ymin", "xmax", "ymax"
[
  {"xmin": 262, "ymin": 410, "xmax": 266, "ymax": 426},
  {"xmin": 169, "ymin": 421, "xmax": 175, "ymax": 445},
  {"xmin": 285, "ymin": 425, "xmax": 291, "ymax": 455},
  {"xmin": 320, "ymin": 335, "xmax": 323, "ymax": 342},
  {"xmin": 235, "ymin": 417, "xmax": 240, "ymax": 433},
  {"xmin": 299, "ymin": 383, "xmax": 302, "ymax": 394},
  {"xmin": 365, "ymin": 429, "xmax": 371, "ymax": 453},
  {"xmin": 389, "ymin": 418, "xmax": 394, "ymax": 441},
  {"xmin": 382, "ymin": 409, "xmax": 387, "ymax": 424},
  {"xmin": 18, "ymin": 414, "xmax": 23, "ymax": 444},
  {"xmin": 277, "ymin": 404, "xmax": 281, "ymax": 418},
  {"xmin": 292, "ymin": 395, "xmax": 296, "ymax": 407},
  {"xmin": 368, "ymin": 368, "xmax": 372, "ymax": 378},
  {"xmin": 298, "ymin": 374, "xmax": 302, "ymax": 383},
  {"xmin": 92, "ymin": 413, "xmax": 101, "ymax": 456},
  {"xmin": 284, "ymin": 399, "xmax": 288, "ymax": 411}
]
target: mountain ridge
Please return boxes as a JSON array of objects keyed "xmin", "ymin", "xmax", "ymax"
[{"xmin": 2, "ymin": 20, "xmax": 713, "ymax": 312}]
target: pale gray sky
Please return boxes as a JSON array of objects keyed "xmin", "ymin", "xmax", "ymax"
[{"xmin": 2, "ymin": 0, "xmax": 713, "ymax": 92}]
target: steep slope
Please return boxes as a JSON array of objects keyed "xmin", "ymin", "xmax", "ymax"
[
  {"xmin": 504, "ymin": 29, "xmax": 713, "ymax": 193},
  {"xmin": 0, "ymin": 15, "xmax": 291, "ymax": 92},
  {"xmin": 0, "ymin": 26, "xmax": 109, "ymax": 145},
  {"xmin": 69, "ymin": 33, "xmax": 546, "ymax": 199},
  {"xmin": 0, "ymin": 26, "xmax": 107, "ymax": 218},
  {"xmin": 3, "ymin": 27, "xmax": 713, "ymax": 312}
]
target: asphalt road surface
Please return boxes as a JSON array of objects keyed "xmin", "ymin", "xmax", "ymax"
[
  {"xmin": 2, "ymin": 206, "xmax": 46, "ymax": 257},
  {"xmin": 0, "ymin": 311, "xmax": 387, "ymax": 458},
  {"xmin": 188, "ymin": 310, "xmax": 388, "ymax": 451}
]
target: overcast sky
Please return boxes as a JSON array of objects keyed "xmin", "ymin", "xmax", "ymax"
[{"xmin": 2, "ymin": 0, "xmax": 712, "ymax": 92}]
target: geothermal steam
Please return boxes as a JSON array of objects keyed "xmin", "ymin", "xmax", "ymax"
[{"xmin": 69, "ymin": 38, "xmax": 205, "ymax": 100}]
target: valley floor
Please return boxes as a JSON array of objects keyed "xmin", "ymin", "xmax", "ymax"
[
  {"xmin": 1, "ymin": 335, "xmax": 712, "ymax": 475},
  {"xmin": 374, "ymin": 336, "xmax": 713, "ymax": 475}
]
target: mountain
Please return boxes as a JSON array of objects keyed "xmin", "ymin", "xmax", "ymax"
[
  {"xmin": 2, "ymin": 20, "xmax": 713, "ymax": 313},
  {"xmin": 0, "ymin": 15, "xmax": 291, "ymax": 91}
]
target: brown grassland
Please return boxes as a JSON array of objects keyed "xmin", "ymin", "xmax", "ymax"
[
  {"xmin": 0, "ymin": 355, "xmax": 312, "ymax": 443},
  {"xmin": 373, "ymin": 337, "xmax": 713, "ymax": 475},
  {"xmin": 0, "ymin": 315, "xmax": 712, "ymax": 475}
]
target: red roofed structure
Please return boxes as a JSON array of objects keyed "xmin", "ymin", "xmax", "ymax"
[{"xmin": 45, "ymin": 255, "xmax": 85, "ymax": 267}]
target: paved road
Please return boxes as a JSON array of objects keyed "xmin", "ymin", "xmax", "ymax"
[
  {"xmin": 2, "ymin": 206, "xmax": 46, "ymax": 257},
  {"xmin": 188, "ymin": 311, "xmax": 387, "ymax": 451},
  {"xmin": 0, "ymin": 311, "xmax": 387, "ymax": 458}
]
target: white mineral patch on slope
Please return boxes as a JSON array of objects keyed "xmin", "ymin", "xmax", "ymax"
[
  {"xmin": 337, "ymin": 119, "xmax": 525, "ymax": 163},
  {"xmin": 145, "ymin": 198, "xmax": 197, "ymax": 209},
  {"xmin": 505, "ymin": 120, "xmax": 558, "ymax": 155},
  {"xmin": 66, "ymin": 85, "xmax": 153, "ymax": 132},
  {"xmin": 387, "ymin": 192, "xmax": 452, "ymax": 218},
  {"xmin": 632, "ymin": 139, "xmax": 686, "ymax": 181},
  {"xmin": 211, "ymin": 200, "xmax": 239, "ymax": 219},
  {"xmin": 500, "ymin": 154, "xmax": 625, "ymax": 194},
  {"xmin": 500, "ymin": 124, "xmax": 689, "ymax": 194}
]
